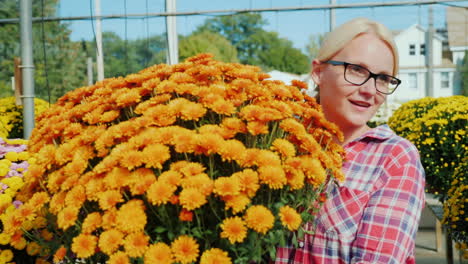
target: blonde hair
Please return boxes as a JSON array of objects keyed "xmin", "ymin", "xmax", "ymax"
[{"xmin": 316, "ymin": 17, "xmax": 399, "ymax": 75}]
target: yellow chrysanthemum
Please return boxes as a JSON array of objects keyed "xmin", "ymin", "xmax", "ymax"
[
  {"xmin": 99, "ymin": 229, "xmax": 124, "ymax": 255},
  {"xmin": 220, "ymin": 216, "xmax": 247, "ymax": 244},
  {"xmin": 200, "ymin": 248, "xmax": 232, "ymax": 264},
  {"xmin": 145, "ymin": 242, "xmax": 174, "ymax": 264},
  {"xmin": 279, "ymin": 206, "xmax": 302, "ymax": 231},
  {"xmin": 244, "ymin": 205, "xmax": 274, "ymax": 234},
  {"xmin": 123, "ymin": 232, "xmax": 149, "ymax": 258},
  {"xmin": 0, "ymin": 249, "xmax": 13, "ymax": 263},
  {"xmin": 179, "ymin": 188, "xmax": 207, "ymax": 210},
  {"xmin": 171, "ymin": 235, "xmax": 199, "ymax": 264},
  {"xmin": 71, "ymin": 233, "xmax": 97, "ymax": 259}
]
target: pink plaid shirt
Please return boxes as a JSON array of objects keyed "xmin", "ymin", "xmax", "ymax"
[{"xmin": 275, "ymin": 125, "xmax": 426, "ymax": 264}]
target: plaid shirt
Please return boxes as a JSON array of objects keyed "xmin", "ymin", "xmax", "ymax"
[{"xmin": 275, "ymin": 125, "xmax": 426, "ymax": 264}]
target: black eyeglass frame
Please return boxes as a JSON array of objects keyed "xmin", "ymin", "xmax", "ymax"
[{"xmin": 324, "ymin": 60, "xmax": 401, "ymax": 95}]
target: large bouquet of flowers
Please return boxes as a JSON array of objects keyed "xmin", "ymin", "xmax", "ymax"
[
  {"xmin": 388, "ymin": 96, "xmax": 467, "ymax": 200},
  {"xmin": 0, "ymin": 97, "xmax": 49, "ymax": 139},
  {"xmin": 3, "ymin": 54, "xmax": 344, "ymax": 263}
]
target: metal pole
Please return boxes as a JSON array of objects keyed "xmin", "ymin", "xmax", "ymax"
[
  {"xmin": 20, "ymin": 0, "xmax": 35, "ymax": 139},
  {"xmin": 87, "ymin": 57, "xmax": 94, "ymax": 85},
  {"xmin": 95, "ymin": 0, "xmax": 104, "ymax": 81},
  {"xmin": 330, "ymin": 0, "xmax": 336, "ymax": 31},
  {"xmin": 165, "ymin": 0, "xmax": 178, "ymax": 65},
  {"xmin": 427, "ymin": 5, "xmax": 434, "ymax": 97}
]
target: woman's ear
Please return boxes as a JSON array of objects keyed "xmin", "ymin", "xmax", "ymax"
[{"xmin": 310, "ymin": 59, "xmax": 323, "ymax": 86}]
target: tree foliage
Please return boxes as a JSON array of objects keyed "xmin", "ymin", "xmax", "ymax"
[
  {"xmin": 196, "ymin": 13, "xmax": 309, "ymax": 74},
  {"xmin": 0, "ymin": 0, "xmax": 88, "ymax": 102},
  {"xmin": 179, "ymin": 31, "xmax": 238, "ymax": 63},
  {"xmin": 460, "ymin": 51, "xmax": 468, "ymax": 96},
  {"xmin": 305, "ymin": 34, "xmax": 324, "ymax": 61},
  {"xmin": 97, "ymin": 32, "xmax": 167, "ymax": 78}
]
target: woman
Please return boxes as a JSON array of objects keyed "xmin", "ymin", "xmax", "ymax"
[{"xmin": 275, "ymin": 18, "xmax": 425, "ymax": 263}]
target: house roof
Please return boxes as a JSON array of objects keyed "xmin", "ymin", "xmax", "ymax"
[
  {"xmin": 446, "ymin": 6, "xmax": 468, "ymax": 48},
  {"xmin": 393, "ymin": 23, "xmax": 445, "ymax": 41}
]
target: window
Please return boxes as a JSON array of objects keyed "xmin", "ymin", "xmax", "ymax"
[
  {"xmin": 441, "ymin": 72, "xmax": 449, "ymax": 89},
  {"xmin": 420, "ymin": 44, "xmax": 426, "ymax": 55},
  {"xmin": 408, "ymin": 73, "xmax": 418, "ymax": 89},
  {"xmin": 409, "ymin": 44, "xmax": 416, "ymax": 55}
]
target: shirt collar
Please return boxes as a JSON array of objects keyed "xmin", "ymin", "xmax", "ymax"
[{"xmin": 348, "ymin": 124, "xmax": 394, "ymax": 145}]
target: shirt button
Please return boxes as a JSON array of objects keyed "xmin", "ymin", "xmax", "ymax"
[{"xmin": 299, "ymin": 241, "xmax": 304, "ymax": 248}]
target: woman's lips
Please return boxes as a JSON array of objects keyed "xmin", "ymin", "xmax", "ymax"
[{"xmin": 349, "ymin": 100, "xmax": 371, "ymax": 109}]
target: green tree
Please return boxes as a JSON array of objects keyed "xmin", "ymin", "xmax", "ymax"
[
  {"xmin": 460, "ymin": 51, "xmax": 468, "ymax": 96},
  {"xmin": 179, "ymin": 31, "xmax": 238, "ymax": 63},
  {"xmin": 248, "ymin": 31, "xmax": 309, "ymax": 74},
  {"xmin": 306, "ymin": 34, "xmax": 324, "ymax": 61},
  {"xmin": 195, "ymin": 13, "xmax": 266, "ymax": 63},
  {"xmin": 96, "ymin": 32, "xmax": 167, "ymax": 78},
  {"xmin": 196, "ymin": 13, "xmax": 309, "ymax": 74},
  {"xmin": 0, "ymin": 0, "xmax": 88, "ymax": 102}
]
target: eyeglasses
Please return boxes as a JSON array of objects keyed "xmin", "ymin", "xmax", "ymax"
[{"xmin": 324, "ymin": 60, "xmax": 401, "ymax": 95}]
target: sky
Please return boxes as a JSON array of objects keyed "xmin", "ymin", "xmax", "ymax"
[{"xmin": 56, "ymin": 0, "xmax": 468, "ymax": 52}]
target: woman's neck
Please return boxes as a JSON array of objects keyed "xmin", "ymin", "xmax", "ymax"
[{"xmin": 341, "ymin": 125, "xmax": 372, "ymax": 146}]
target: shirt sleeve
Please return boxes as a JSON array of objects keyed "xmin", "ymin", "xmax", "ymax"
[{"xmin": 350, "ymin": 140, "xmax": 426, "ymax": 264}]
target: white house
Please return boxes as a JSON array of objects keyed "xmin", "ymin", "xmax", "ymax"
[{"xmin": 392, "ymin": 24, "xmax": 457, "ymax": 103}]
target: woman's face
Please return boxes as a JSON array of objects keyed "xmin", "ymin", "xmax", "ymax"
[{"xmin": 312, "ymin": 33, "xmax": 394, "ymax": 135}]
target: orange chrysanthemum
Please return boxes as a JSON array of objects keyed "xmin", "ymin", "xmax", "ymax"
[
  {"xmin": 279, "ymin": 206, "xmax": 302, "ymax": 231},
  {"xmin": 146, "ymin": 180, "xmax": 177, "ymax": 206},
  {"xmin": 64, "ymin": 185, "xmax": 86, "ymax": 208},
  {"xmin": 233, "ymin": 169, "xmax": 260, "ymax": 198},
  {"xmin": 258, "ymin": 165, "xmax": 287, "ymax": 189},
  {"xmin": 271, "ymin": 138, "xmax": 296, "ymax": 158},
  {"xmin": 244, "ymin": 205, "xmax": 274, "ymax": 234},
  {"xmin": 218, "ymin": 139, "xmax": 246, "ymax": 162},
  {"xmin": 123, "ymin": 232, "xmax": 149, "ymax": 258},
  {"xmin": 98, "ymin": 229, "xmax": 124, "ymax": 255},
  {"xmin": 115, "ymin": 200, "xmax": 147, "ymax": 233},
  {"xmin": 142, "ymin": 144, "xmax": 171, "ymax": 169},
  {"xmin": 171, "ymin": 235, "xmax": 199, "ymax": 264},
  {"xmin": 179, "ymin": 188, "xmax": 207, "ymax": 211},
  {"xmin": 57, "ymin": 207, "xmax": 79, "ymax": 231},
  {"xmin": 104, "ymin": 167, "xmax": 131, "ymax": 190},
  {"xmin": 98, "ymin": 190, "xmax": 124, "ymax": 211},
  {"xmin": 145, "ymin": 242, "xmax": 174, "ymax": 264},
  {"xmin": 285, "ymin": 167, "xmax": 305, "ymax": 190},
  {"xmin": 129, "ymin": 168, "xmax": 157, "ymax": 195},
  {"xmin": 200, "ymin": 248, "xmax": 232, "ymax": 264},
  {"xmin": 53, "ymin": 246, "xmax": 67, "ymax": 263},
  {"xmin": 81, "ymin": 212, "xmax": 102, "ymax": 234},
  {"xmin": 158, "ymin": 170, "xmax": 183, "ymax": 187},
  {"xmin": 179, "ymin": 209, "xmax": 194, "ymax": 222},
  {"xmin": 180, "ymin": 173, "xmax": 213, "ymax": 196},
  {"xmin": 213, "ymin": 176, "xmax": 241, "ymax": 197},
  {"xmin": 71, "ymin": 233, "xmax": 97, "ymax": 259},
  {"xmin": 108, "ymin": 251, "xmax": 130, "ymax": 264},
  {"xmin": 220, "ymin": 216, "xmax": 247, "ymax": 244},
  {"xmin": 223, "ymin": 194, "xmax": 250, "ymax": 214}
]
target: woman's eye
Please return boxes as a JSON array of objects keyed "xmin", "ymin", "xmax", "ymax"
[{"xmin": 349, "ymin": 65, "xmax": 367, "ymax": 75}]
